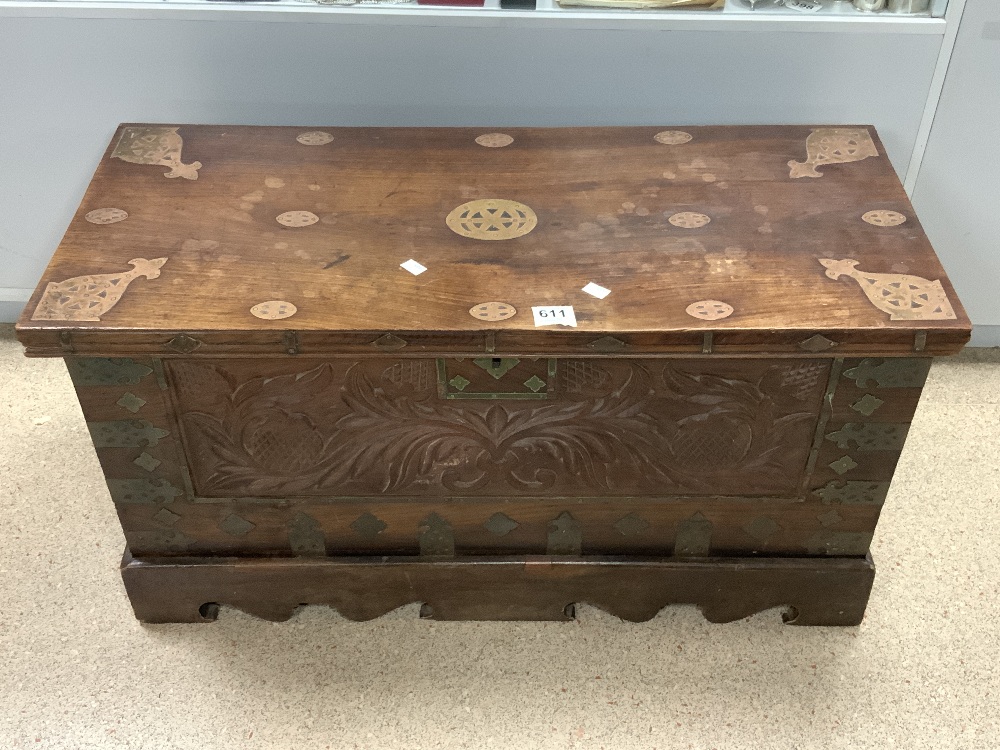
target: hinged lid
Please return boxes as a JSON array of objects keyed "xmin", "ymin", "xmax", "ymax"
[{"xmin": 16, "ymin": 124, "xmax": 970, "ymax": 357}]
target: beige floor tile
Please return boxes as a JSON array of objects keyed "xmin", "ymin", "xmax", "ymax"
[{"xmin": 1, "ymin": 324, "xmax": 998, "ymax": 750}]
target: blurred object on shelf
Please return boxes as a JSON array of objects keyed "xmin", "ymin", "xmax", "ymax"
[
  {"xmin": 557, "ymin": 0, "xmax": 722, "ymax": 8},
  {"xmin": 781, "ymin": 0, "xmax": 823, "ymax": 12},
  {"xmin": 501, "ymin": 0, "xmax": 537, "ymax": 7},
  {"xmin": 887, "ymin": 0, "xmax": 929, "ymax": 11},
  {"xmin": 853, "ymin": 0, "xmax": 886, "ymax": 10},
  {"xmin": 416, "ymin": 0, "xmax": 484, "ymax": 4}
]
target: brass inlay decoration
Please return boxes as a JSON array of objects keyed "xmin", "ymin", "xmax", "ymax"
[
  {"xmin": 276, "ymin": 211, "xmax": 319, "ymax": 228},
  {"xmin": 788, "ymin": 127, "xmax": 878, "ymax": 179},
  {"xmin": 843, "ymin": 358, "xmax": 931, "ymax": 389},
  {"xmin": 446, "ymin": 199, "xmax": 537, "ymax": 240},
  {"xmin": 828, "ymin": 456, "xmax": 858, "ymax": 475},
  {"xmin": 743, "ymin": 516, "xmax": 779, "ymax": 543},
  {"xmin": 475, "ymin": 133, "xmax": 514, "ymax": 148},
  {"xmin": 473, "ymin": 357, "xmax": 519, "ymax": 379},
  {"xmin": 296, "ymin": 131, "xmax": 334, "ymax": 146},
  {"xmin": 614, "ymin": 513, "xmax": 650, "ymax": 537},
  {"xmin": 112, "ymin": 126, "xmax": 201, "ymax": 180},
  {"xmin": 524, "ymin": 375, "xmax": 546, "ymax": 392},
  {"xmin": 470, "ymin": 301, "xmax": 517, "ymax": 322},
  {"xmin": 484, "ymin": 512, "xmax": 519, "ymax": 536},
  {"xmin": 153, "ymin": 507, "xmax": 181, "ymax": 527},
  {"xmin": 107, "ymin": 478, "xmax": 183, "ymax": 505},
  {"xmin": 654, "ymin": 130, "xmax": 693, "ymax": 145},
  {"xmin": 419, "ymin": 513, "xmax": 455, "ymax": 557},
  {"xmin": 250, "ymin": 300, "xmax": 298, "ymax": 320},
  {"xmin": 799, "ymin": 334, "xmax": 837, "ymax": 353},
  {"xmin": 220, "ymin": 514, "xmax": 255, "ymax": 537},
  {"xmin": 675, "ymin": 511, "xmax": 712, "ymax": 556},
  {"xmin": 851, "ymin": 394, "xmax": 884, "ymax": 416},
  {"xmin": 813, "ymin": 480, "xmax": 891, "ymax": 506},
  {"xmin": 116, "ymin": 392, "xmax": 146, "ymax": 414},
  {"xmin": 288, "ymin": 512, "xmax": 326, "ymax": 556},
  {"xmin": 826, "ymin": 423, "xmax": 909, "ymax": 452},
  {"xmin": 668, "ymin": 212, "xmax": 711, "ymax": 229},
  {"xmin": 805, "ymin": 530, "xmax": 873, "ymax": 556},
  {"xmin": 167, "ymin": 334, "xmax": 202, "ymax": 354},
  {"xmin": 67, "ymin": 358, "xmax": 153, "ymax": 387},
  {"xmin": 438, "ymin": 358, "xmax": 555, "ymax": 400},
  {"xmin": 133, "ymin": 452, "xmax": 161, "ymax": 473},
  {"xmin": 547, "ymin": 512, "xmax": 582, "ymax": 555},
  {"xmin": 862, "ymin": 210, "xmax": 907, "ymax": 227},
  {"xmin": 84, "ymin": 208, "xmax": 128, "ymax": 225},
  {"xmin": 31, "ymin": 258, "xmax": 167, "ymax": 322},
  {"xmin": 685, "ymin": 299, "xmax": 733, "ymax": 321},
  {"xmin": 820, "ymin": 258, "xmax": 957, "ymax": 321},
  {"xmin": 371, "ymin": 333, "xmax": 408, "ymax": 350},
  {"xmin": 817, "ymin": 509, "xmax": 843, "ymax": 528},
  {"xmin": 350, "ymin": 512, "xmax": 387, "ymax": 538},
  {"xmin": 89, "ymin": 419, "xmax": 169, "ymax": 448}
]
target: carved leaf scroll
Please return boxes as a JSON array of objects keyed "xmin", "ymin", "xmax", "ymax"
[{"xmin": 176, "ymin": 359, "xmax": 821, "ymax": 498}]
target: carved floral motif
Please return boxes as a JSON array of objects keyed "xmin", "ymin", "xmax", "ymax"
[{"xmin": 175, "ymin": 360, "xmax": 820, "ymax": 497}]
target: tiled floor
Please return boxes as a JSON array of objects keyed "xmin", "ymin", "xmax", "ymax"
[{"xmin": 1, "ymin": 324, "xmax": 998, "ymax": 749}]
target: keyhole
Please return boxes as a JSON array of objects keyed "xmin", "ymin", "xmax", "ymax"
[{"xmin": 492, "ymin": 358, "xmax": 502, "ymax": 369}]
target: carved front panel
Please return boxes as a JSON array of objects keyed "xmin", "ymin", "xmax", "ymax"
[{"xmin": 168, "ymin": 358, "xmax": 828, "ymax": 498}]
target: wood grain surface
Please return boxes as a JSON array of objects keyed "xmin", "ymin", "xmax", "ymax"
[{"xmin": 17, "ymin": 125, "xmax": 970, "ymax": 357}]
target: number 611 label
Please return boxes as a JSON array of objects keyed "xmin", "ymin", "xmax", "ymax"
[{"xmin": 531, "ymin": 305, "xmax": 577, "ymax": 328}]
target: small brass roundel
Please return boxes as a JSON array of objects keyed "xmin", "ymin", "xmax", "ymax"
[
  {"xmin": 475, "ymin": 133, "xmax": 514, "ymax": 148},
  {"xmin": 686, "ymin": 300, "xmax": 734, "ymax": 321},
  {"xmin": 297, "ymin": 131, "xmax": 334, "ymax": 146},
  {"xmin": 862, "ymin": 210, "xmax": 907, "ymax": 227},
  {"xmin": 276, "ymin": 211, "xmax": 319, "ymax": 228},
  {"xmin": 447, "ymin": 199, "xmax": 538, "ymax": 241},
  {"xmin": 668, "ymin": 211, "xmax": 711, "ymax": 229},
  {"xmin": 250, "ymin": 300, "xmax": 298, "ymax": 320},
  {"xmin": 470, "ymin": 301, "xmax": 517, "ymax": 322},
  {"xmin": 654, "ymin": 131, "xmax": 693, "ymax": 145},
  {"xmin": 85, "ymin": 208, "xmax": 128, "ymax": 225}
]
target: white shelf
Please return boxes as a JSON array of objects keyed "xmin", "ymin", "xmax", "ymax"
[{"xmin": 0, "ymin": 0, "xmax": 947, "ymax": 32}]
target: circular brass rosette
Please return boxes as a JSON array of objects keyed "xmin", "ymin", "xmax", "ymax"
[
  {"xmin": 276, "ymin": 211, "xmax": 320, "ymax": 228},
  {"xmin": 250, "ymin": 300, "xmax": 298, "ymax": 320},
  {"xmin": 685, "ymin": 300, "xmax": 734, "ymax": 321},
  {"xmin": 668, "ymin": 212, "xmax": 712, "ymax": 229},
  {"xmin": 469, "ymin": 301, "xmax": 517, "ymax": 322},
  {"xmin": 475, "ymin": 133, "xmax": 514, "ymax": 148},
  {"xmin": 296, "ymin": 131, "xmax": 334, "ymax": 146},
  {"xmin": 446, "ymin": 199, "xmax": 538, "ymax": 240},
  {"xmin": 862, "ymin": 210, "xmax": 907, "ymax": 227},
  {"xmin": 85, "ymin": 208, "xmax": 128, "ymax": 225},
  {"xmin": 654, "ymin": 131, "xmax": 693, "ymax": 145}
]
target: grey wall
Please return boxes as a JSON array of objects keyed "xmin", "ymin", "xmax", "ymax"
[
  {"xmin": 0, "ymin": 16, "xmax": 943, "ymax": 321},
  {"xmin": 912, "ymin": 0, "xmax": 1000, "ymax": 346}
]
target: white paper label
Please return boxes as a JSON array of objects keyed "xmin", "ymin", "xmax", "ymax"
[
  {"xmin": 781, "ymin": 0, "xmax": 822, "ymax": 12},
  {"xmin": 581, "ymin": 282, "xmax": 611, "ymax": 300},
  {"xmin": 532, "ymin": 306, "xmax": 577, "ymax": 327},
  {"xmin": 400, "ymin": 259, "xmax": 427, "ymax": 275}
]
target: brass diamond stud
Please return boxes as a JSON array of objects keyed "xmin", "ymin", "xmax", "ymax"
[
  {"xmin": 219, "ymin": 514, "xmax": 255, "ymax": 537},
  {"xmin": 133, "ymin": 452, "xmax": 162, "ymax": 473},
  {"xmin": 116, "ymin": 392, "xmax": 147, "ymax": 414},
  {"xmin": 484, "ymin": 512, "xmax": 519, "ymax": 536},
  {"xmin": 296, "ymin": 131, "xmax": 334, "ymax": 146},
  {"xmin": 523, "ymin": 375, "xmax": 546, "ymax": 393},
  {"xmin": 654, "ymin": 131, "xmax": 693, "ymax": 145},
  {"xmin": 851, "ymin": 394, "xmax": 884, "ymax": 416},
  {"xmin": 449, "ymin": 375, "xmax": 471, "ymax": 392},
  {"xmin": 829, "ymin": 456, "xmax": 858, "ymax": 475}
]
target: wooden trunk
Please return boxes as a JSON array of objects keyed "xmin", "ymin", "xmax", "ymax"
[{"xmin": 16, "ymin": 125, "xmax": 970, "ymax": 625}]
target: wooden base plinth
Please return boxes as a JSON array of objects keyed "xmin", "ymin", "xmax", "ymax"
[{"xmin": 121, "ymin": 552, "xmax": 875, "ymax": 626}]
